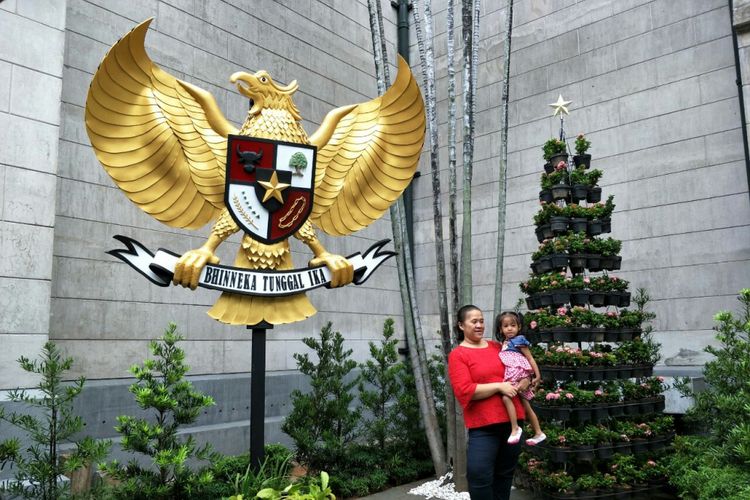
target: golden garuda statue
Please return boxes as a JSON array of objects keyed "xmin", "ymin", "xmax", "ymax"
[{"xmin": 84, "ymin": 19, "xmax": 425, "ymax": 326}]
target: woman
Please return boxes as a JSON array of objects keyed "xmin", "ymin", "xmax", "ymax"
[{"xmin": 448, "ymin": 305, "xmax": 529, "ymax": 500}]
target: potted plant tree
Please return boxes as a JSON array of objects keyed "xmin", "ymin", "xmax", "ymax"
[
  {"xmin": 573, "ymin": 133, "xmax": 592, "ymax": 168},
  {"xmin": 543, "ymin": 137, "xmax": 568, "ymax": 169}
]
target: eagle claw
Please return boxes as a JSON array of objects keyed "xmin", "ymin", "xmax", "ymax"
[
  {"xmin": 173, "ymin": 248, "xmax": 220, "ymax": 290},
  {"xmin": 309, "ymin": 252, "xmax": 354, "ymax": 288}
]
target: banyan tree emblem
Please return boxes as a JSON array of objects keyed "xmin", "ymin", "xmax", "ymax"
[{"xmin": 84, "ymin": 19, "xmax": 425, "ymax": 326}]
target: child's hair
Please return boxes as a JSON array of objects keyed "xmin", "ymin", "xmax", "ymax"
[
  {"xmin": 455, "ymin": 304, "xmax": 481, "ymax": 342},
  {"xmin": 494, "ymin": 310, "xmax": 524, "ymax": 342}
]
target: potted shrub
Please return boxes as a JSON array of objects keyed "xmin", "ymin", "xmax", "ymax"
[
  {"xmin": 543, "ymin": 137, "xmax": 568, "ymax": 166},
  {"xmin": 586, "ymin": 168, "xmax": 603, "ymax": 202},
  {"xmin": 565, "ymin": 203, "xmax": 589, "ymax": 233},
  {"xmin": 569, "ymin": 166, "xmax": 589, "ymax": 202},
  {"xmin": 573, "ymin": 133, "xmax": 592, "ymax": 168}
]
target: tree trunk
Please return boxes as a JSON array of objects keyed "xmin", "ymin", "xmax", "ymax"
[
  {"xmin": 366, "ymin": 0, "xmax": 447, "ymax": 476},
  {"xmin": 493, "ymin": 0, "xmax": 514, "ymax": 318},
  {"xmin": 459, "ymin": 0, "xmax": 480, "ymax": 305}
]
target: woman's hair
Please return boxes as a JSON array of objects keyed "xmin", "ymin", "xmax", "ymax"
[
  {"xmin": 494, "ymin": 310, "xmax": 524, "ymax": 342},
  {"xmin": 455, "ymin": 304, "xmax": 481, "ymax": 342}
]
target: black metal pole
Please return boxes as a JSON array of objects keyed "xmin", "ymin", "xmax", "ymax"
[{"xmin": 248, "ymin": 323, "xmax": 270, "ymax": 469}]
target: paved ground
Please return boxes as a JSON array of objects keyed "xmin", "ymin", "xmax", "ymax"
[{"xmin": 354, "ymin": 479, "xmax": 535, "ymax": 499}]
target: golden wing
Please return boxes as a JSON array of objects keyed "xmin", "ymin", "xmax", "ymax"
[
  {"xmin": 85, "ymin": 19, "xmax": 237, "ymax": 230},
  {"xmin": 308, "ymin": 56, "xmax": 425, "ymax": 236}
]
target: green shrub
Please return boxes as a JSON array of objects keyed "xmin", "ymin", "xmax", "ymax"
[
  {"xmin": 0, "ymin": 342, "xmax": 110, "ymax": 500},
  {"xmin": 100, "ymin": 323, "xmax": 217, "ymax": 499},
  {"xmin": 666, "ymin": 289, "xmax": 750, "ymax": 499},
  {"xmin": 282, "ymin": 322, "xmax": 360, "ymax": 473}
]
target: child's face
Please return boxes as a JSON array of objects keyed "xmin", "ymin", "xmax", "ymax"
[{"xmin": 500, "ymin": 316, "xmax": 520, "ymax": 339}]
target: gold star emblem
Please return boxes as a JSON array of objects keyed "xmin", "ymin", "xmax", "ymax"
[
  {"xmin": 549, "ymin": 94, "xmax": 572, "ymax": 117},
  {"xmin": 258, "ymin": 171, "xmax": 290, "ymax": 203}
]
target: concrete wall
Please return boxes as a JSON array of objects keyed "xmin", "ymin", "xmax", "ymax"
[
  {"xmin": 0, "ymin": 0, "xmax": 67, "ymax": 388},
  {"xmin": 411, "ymin": 0, "xmax": 750, "ymax": 368}
]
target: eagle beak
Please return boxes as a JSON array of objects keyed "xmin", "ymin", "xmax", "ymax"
[{"xmin": 230, "ymin": 71, "xmax": 256, "ymax": 100}]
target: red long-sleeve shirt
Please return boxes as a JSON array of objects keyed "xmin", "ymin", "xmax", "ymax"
[{"xmin": 448, "ymin": 340, "xmax": 526, "ymax": 429}]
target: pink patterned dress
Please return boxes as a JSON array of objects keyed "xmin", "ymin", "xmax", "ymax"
[{"xmin": 499, "ymin": 335, "xmax": 535, "ymax": 401}]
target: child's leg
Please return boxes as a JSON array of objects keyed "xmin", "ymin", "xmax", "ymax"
[
  {"xmin": 503, "ymin": 395, "xmax": 524, "ymax": 444},
  {"xmin": 502, "ymin": 394, "xmax": 518, "ymax": 431},
  {"xmin": 521, "ymin": 398, "xmax": 543, "ymax": 437}
]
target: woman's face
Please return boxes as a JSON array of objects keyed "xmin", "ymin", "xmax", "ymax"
[{"xmin": 459, "ymin": 309, "xmax": 485, "ymax": 344}]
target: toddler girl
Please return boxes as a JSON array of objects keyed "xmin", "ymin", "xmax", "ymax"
[{"xmin": 496, "ymin": 311, "xmax": 546, "ymax": 446}]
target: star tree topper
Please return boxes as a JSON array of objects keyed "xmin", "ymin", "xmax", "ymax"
[{"xmin": 549, "ymin": 94, "xmax": 572, "ymax": 117}]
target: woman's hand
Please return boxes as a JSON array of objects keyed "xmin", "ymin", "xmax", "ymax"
[
  {"xmin": 496, "ymin": 382, "xmax": 518, "ymax": 398},
  {"xmin": 516, "ymin": 378, "xmax": 531, "ymax": 392},
  {"xmin": 530, "ymin": 376, "xmax": 541, "ymax": 390}
]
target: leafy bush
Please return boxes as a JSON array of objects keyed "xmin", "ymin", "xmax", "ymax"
[
  {"xmin": 100, "ymin": 323, "xmax": 217, "ymax": 499},
  {"xmin": 0, "ymin": 342, "xmax": 110, "ymax": 500},
  {"xmin": 282, "ymin": 322, "xmax": 360, "ymax": 473},
  {"xmin": 666, "ymin": 289, "xmax": 750, "ymax": 499}
]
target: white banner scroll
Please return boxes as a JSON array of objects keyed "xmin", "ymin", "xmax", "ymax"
[{"xmin": 107, "ymin": 235, "xmax": 396, "ymax": 297}]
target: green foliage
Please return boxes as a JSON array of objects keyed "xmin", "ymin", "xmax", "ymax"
[
  {"xmin": 101, "ymin": 323, "xmax": 217, "ymax": 499},
  {"xmin": 542, "ymin": 138, "xmax": 567, "ymax": 161},
  {"xmin": 574, "ymin": 133, "xmax": 591, "ymax": 155},
  {"xmin": 666, "ymin": 289, "xmax": 750, "ymax": 499},
  {"xmin": 0, "ymin": 342, "xmax": 110, "ymax": 500},
  {"xmin": 283, "ymin": 320, "xmax": 434, "ymax": 497},
  {"xmin": 228, "ymin": 448, "xmax": 294, "ymax": 499},
  {"xmin": 247, "ymin": 471, "xmax": 335, "ymax": 500},
  {"xmin": 357, "ymin": 318, "xmax": 402, "ymax": 449},
  {"xmin": 289, "ymin": 152, "xmax": 308, "ymax": 175},
  {"xmin": 282, "ymin": 322, "xmax": 360, "ymax": 472}
]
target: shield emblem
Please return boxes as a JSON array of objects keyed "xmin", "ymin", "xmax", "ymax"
[{"xmin": 225, "ymin": 135, "xmax": 316, "ymax": 244}]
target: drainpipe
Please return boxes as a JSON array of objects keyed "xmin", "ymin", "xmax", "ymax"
[
  {"xmin": 729, "ymin": 0, "xmax": 750, "ymax": 199},
  {"xmin": 392, "ymin": 0, "xmax": 417, "ymax": 258}
]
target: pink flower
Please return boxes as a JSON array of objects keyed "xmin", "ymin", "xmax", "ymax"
[
  {"xmin": 657, "ymin": 376, "xmax": 665, "ymax": 382},
  {"xmin": 647, "ymin": 460, "xmax": 657, "ymax": 466},
  {"xmin": 577, "ymin": 133, "xmax": 584, "ymax": 139},
  {"xmin": 557, "ymin": 306, "xmax": 568, "ymax": 316},
  {"xmin": 546, "ymin": 392, "xmax": 560, "ymax": 400},
  {"xmin": 607, "ymin": 311, "xmax": 616, "ymax": 317},
  {"xmin": 565, "ymin": 393, "xmax": 574, "ymax": 399},
  {"xmin": 583, "ymin": 277, "xmax": 590, "ymax": 284},
  {"xmin": 530, "ymin": 320, "xmax": 538, "ymax": 329},
  {"xmin": 556, "ymin": 161, "xmax": 566, "ymax": 170},
  {"xmin": 558, "ymin": 435, "xmax": 567, "ymax": 443},
  {"xmin": 594, "ymin": 389, "xmax": 604, "ymax": 396}
]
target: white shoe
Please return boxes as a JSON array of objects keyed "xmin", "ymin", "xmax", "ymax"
[
  {"xmin": 507, "ymin": 427, "xmax": 523, "ymax": 444},
  {"xmin": 525, "ymin": 433, "xmax": 547, "ymax": 446}
]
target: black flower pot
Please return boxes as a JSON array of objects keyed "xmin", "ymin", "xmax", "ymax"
[
  {"xmin": 569, "ymin": 217, "xmax": 588, "ymax": 233},
  {"xmin": 538, "ymin": 292, "xmax": 554, "ymax": 307},
  {"xmin": 570, "ymin": 290, "xmax": 590, "ymax": 306},
  {"xmin": 587, "ymin": 254, "xmax": 602, "ymax": 271},
  {"xmin": 602, "ymin": 218, "xmax": 612, "ymax": 233},
  {"xmin": 536, "ymin": 255, "xmax": 553, "ymax": 273},
  {"xmin": 539, "ymin": 189, "xmax": 553, "ymax": 203},
  {"xmin": 525, "ymin": 296, "xmax": 538, "ymax": 310},
  {"xmin": 551, "ymin": 446, "xmax": 571, "ymax": 463},
  {"xmin": 575, "ymin": 444, "xmax": 595, "ymax": 461},
  {"xmin": 530, "ymin": 261, "xmax": 540, "ymax": 274},
  {"xmin": 596, "ymin": 444, "xmax": 614, "ymax": 459},
  {"xmin": 568, "ymin": 254, "xmax": 587, "ymax": 273},
  {"xmin": 605, "ymin": 292, "xmax": 620, "ymax": 306},
  {"xmin": 551, "ymin": 183, "xmax": 571, "ymax": 201},
  {"xmin": 587, "ymin": 219, "xmax": 604, "ymax": 236},
  {"xmin": 550, "ymin": 253, "xmax": 569, "ymax": 269},
  {"xmin": 631, "ymin": 438, "xmax": 649, "ymax": 454},
  {"xmin": 619, "ymin": 291, "xmax": 631, "ymax": 307},
  {"xmin": 549, "ymin": 153, "xmax": 569, "ymax": 167},
  {"xmin": 614, "ymin": 441, "xmax": 632, "ymax": 455},
  {"xmin": 550, "ymin": 290, "xmax": 571, "ymax": 305},
  {"xmin": 610, "ymin": 404, "xmax": 625, "ymax": 418},
  {"xmin": 604, "ymin": 329, "xmax": 619, "ymax": 342},
  {"xmin": 574, "ymin": 407, "xmax": 593, "ymax": 424},
  {"xmin": 593, "ymin": 405, "xmax": 610, "ymax": 420},
  {"xmin": 612, "ymin": 255, "xmax": 622, "ymax": 270},
  {"xmin": 535, "ymin": 224, "xmax": 554, "ymax": 243},
  {"xmin": 550, "ymin": 216, "xmax": 570, "ymax": 234},
  {"xmin": 604, "ymin": 367, "xmax": 618, "ymax": 380},
  {"xmin": 573, "ymin": 153, "xmax": 591, "ymax": 169},
  {"xmin": 600, "ymin": 255, "xmax": 615, "ymax": 270},
  {"xmin": 554, "ymin": 330, "xmax": 575, "ymax": 342},
  {"xmin": 624, "ymin": 403, "xmax": 640, "ymax": 416},
  {"xmin": 571, "ymin": 184, "xmax": 588, "ymax": 201},
  {"xmin": 589, "ymin": 292, "xmax": 606, "ymax": 307},
  {"xmin": 587, "ymin": 185, "xmax": 602, "ymax": 203},
  {"xmin": 544, "ymin": 162, "xmax": 554, "ymax": 174}
]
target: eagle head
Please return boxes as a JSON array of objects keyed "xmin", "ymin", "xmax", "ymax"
[{"xmin": 230, "ymin": 70, "xmax": 301, "ymax": 121}]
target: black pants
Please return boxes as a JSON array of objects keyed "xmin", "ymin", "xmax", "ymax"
[{"xmin": 466, "ymin": 422, "xmax": 523, "ymax": 500}]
